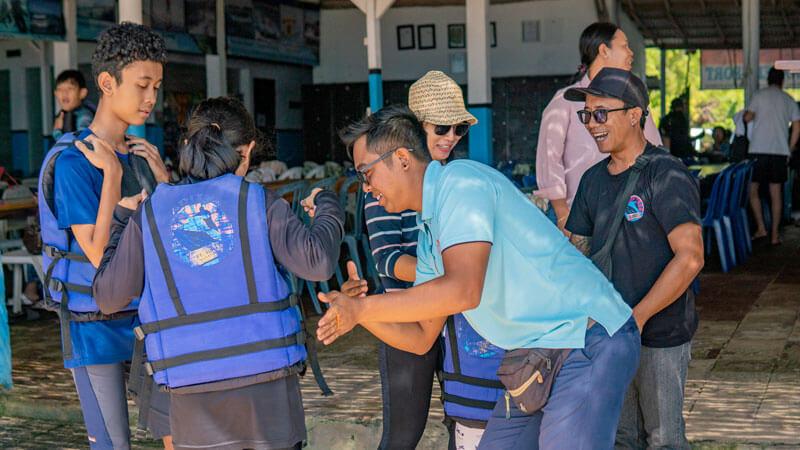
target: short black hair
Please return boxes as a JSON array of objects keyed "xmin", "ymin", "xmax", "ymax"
[
  {"xmin": 768, "ymin": 67, "xmax": 785, "ymax": 86},
  {"xmin": 55, "ymin": 70, "xmax": 86, "ymax": 90},
  {"xmin": 92, "ymin": 22, "xmax": 166, "ymax": 90},
  {"xmin": 340, "ymin": 104, "xmax": 431, "ymax": 165}
]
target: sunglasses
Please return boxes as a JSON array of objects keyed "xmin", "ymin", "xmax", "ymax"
[
  {"xmin": 356, "ymin": 147, "xmax": 415, "ymax": 185},
  {"xmin": 576, "ymin": 106, "xmax": 633, "ymax": 125},
  {"xmin": 434, "ymin": 123, "xmax": 470, "ymax": 137}
]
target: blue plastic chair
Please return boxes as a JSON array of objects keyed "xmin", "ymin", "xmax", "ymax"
[
  {"xmin": 276, "ymin": 180, "xmax": 309, "ymax": 218},
  {"xmin": 724, "ymin": 161, "xmax": 754, "ymax": 262},
  {"xmin": 701, "ymin": 166, "xmax": 737, "ymax": 272}
]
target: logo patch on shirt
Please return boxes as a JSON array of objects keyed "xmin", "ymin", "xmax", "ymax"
[
  {"xmin": 170, "ymin": 201, "xmax": 235, "ymax": 267},
  {"xmin": 625, "ymin": 195, "xmax": 645, "ymax": 222}
]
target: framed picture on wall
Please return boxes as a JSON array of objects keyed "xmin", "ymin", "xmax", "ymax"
[
  {"xmin": 397, "ymin": 25, "xmax": 415, "ymax": 50},
  {"xmin": 448, "ymin": 24, "xmax": 465, "ymax": 49},
  {"xmin": 491, "ymin": 21, "xmax": 497, "ymax": 47},
  {"xmin": 418, "ymin": 24, "xmax": 436, "ymax": 50}
]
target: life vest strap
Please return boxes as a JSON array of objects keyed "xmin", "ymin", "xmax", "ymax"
[
  {"xmin": 135, "ymin": 296, "xmax": 298, "ymax": 336},
  {"xmin": 145, "ymin": 331, "xmax": 306, "ymax": 375},
  {"xmin": 43, "ymin": 244, "xmax": 91, "ymax": 263},
  {"xmin": 144, "ymin": 198, "xmax": 186, "ymax": 316},
  {"xmin": 442, "ymin": 371, "xmax": 505, "ymax": 390},
  {"xmin": 442, "ymin": 392, "xmax": 499, "ymax": 411}
]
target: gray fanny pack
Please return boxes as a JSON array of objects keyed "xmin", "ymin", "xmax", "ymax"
[{"xmin": 496, "ymin": 347, "xmax": 572, "ymax": 415}]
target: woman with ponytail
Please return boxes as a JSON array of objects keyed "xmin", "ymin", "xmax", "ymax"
[
  {"xmin": 534, "ymin": 22, "xmax": 662, "ymax": 234},
  {"xmin": 92, "ymin": 97, "xmax": 345, "ymax": 449}
]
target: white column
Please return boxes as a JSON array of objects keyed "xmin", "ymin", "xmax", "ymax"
[
  {"xmin": 40, "ymin": 42, "xmax": 53, "ymax": 136},
  {"xmin": 119, "ymin": 0, "xmax": 143, "ymax": 24},
  {"xmin": 466, "ymin": 0, "xmax": 491, "ymax": 106},
  {"xmin": 240, "ymin": 68, "xmax": 253, "ymax": 115},
  {"xmin": 216, "ymin": 0, "xmax": 227, "ymax": 96},
  {"xmin": 53, "ymin": 0, "xmax": 78, "ymax": 78},
  {"xmin": 352, "ymin": 0, "xmax": 394, "ymax": 113},
  {"xmin": 466, "ymin": 0, "xmax": 492, "ymax": 164},
  {"xmin": 206, "ymin": 54, "xmax": 223, "ymax": 98},
  {"xmin": 742, "ymin": 0, "xmax": 760, "ymax": 105}
]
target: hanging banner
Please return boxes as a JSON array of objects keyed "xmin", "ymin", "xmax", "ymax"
[{"xmin": 701, "ymin": 48, "xmax": 800, "ymax": 90}]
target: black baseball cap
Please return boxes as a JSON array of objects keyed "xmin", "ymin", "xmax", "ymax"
[{"xmin": 564, "ymin": 67, "xmax": 650, "ymax": 114}]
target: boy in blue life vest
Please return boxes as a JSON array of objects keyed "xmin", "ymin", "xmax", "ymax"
[
  {"xmin": 52, "ymin": 70, "xmax": 96, "ymax": 141},
  {"xmin": 38, "ymin": 23, "xmax": 172, "ymax": 449}
]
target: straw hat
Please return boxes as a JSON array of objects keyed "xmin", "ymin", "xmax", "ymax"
[{"xmin": 408, "ymin": 71, "xmax": 478, "ymax": 126}]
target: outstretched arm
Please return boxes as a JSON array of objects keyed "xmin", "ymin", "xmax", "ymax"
[{"xmin": 316, "ymin": 241, "xmax": 491, "ymax": 345}]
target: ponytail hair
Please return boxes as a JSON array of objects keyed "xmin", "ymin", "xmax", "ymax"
[
  {"xmin": 179, "ymin": 96, "xmax": 269, "ymax": 180},
  {"xmin": 578, "ymin": 22, "xmax": 619, "ymax": 70}
]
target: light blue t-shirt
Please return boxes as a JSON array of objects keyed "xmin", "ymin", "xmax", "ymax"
[{"xmin": 415, "ymin": 160, "xmax": 631, "ymax": 350}]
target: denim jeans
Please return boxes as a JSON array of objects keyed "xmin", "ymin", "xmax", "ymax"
[
  {"xmin": 477, "ymin": 316, "xmax": 641, "ymax": 450},
  {"xmin": 615, "ymin": 341, "xmax": 692, "ymax": 450},
  {"xmin": 545, "ymin": 206, "xmax": 558, "ymax": 226}
]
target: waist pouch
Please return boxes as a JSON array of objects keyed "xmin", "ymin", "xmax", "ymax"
[{"xmin": 496, "ymin": 347, "xmax": 572, "ymax": 415}]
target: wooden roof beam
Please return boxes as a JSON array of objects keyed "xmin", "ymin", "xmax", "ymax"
[
  {"xmin": 663, "ymin": 0, "xmax": 688, "ymax": 45},
  {"xmin": 778, "ymin": 0, "xmax": 796, "ymax": 41},
  {"xmin": 624, "ymin": 0, "xmax": 661, "ymax": 46},
  {"xmin": 698, "ymin": 0, "xmax": 728, "ymax": 45}
]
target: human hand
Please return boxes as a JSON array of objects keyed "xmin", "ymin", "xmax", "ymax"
[
  {"xmin": 118, "ymin": 189, "xmax": 147, "ymax": 211},
  {"xmin": 53, "ymin": 111, "xmax": 63, "ymax": 131},
  {"xmin": 301, "ymin": 188, "xmax": 323, "ymax": 217},
  {"xmin": 340, "ymin": 261, "xmax": 367, "ymax": 297},
  {"xmin": 126, "ymin": 135, "xmax": 169, "ymax": 184},
  {"xmin": 316, "ymin": 290, "xmax": 362, "ymax": 345},
  {"xmin": 76, "ymin": 135, "xmax": 121, "ymax": 174}
]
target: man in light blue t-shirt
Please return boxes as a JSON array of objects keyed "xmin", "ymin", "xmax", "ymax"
[{"xmin": 317, "ymin": 105, "xmax": 641, "ymax": 448}]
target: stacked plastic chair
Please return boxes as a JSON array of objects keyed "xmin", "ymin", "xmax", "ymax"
[
  {"xmin": 701, "ymin": 165, "xmax": 737, "ymax": 272},
  {"xmin": 725, "ymin": 161, "xmax": 755, "ymax": 263}
]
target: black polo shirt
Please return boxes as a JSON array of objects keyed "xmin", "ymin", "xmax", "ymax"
[{"xmin": 566, "ymin": 144, "xmax": 700, "ymax": 348}]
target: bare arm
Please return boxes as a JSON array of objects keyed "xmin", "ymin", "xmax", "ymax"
[
  {"xmin": 790, "ymin": 120, "xmax": 800, "ymax": 152},
  {"xmin": 631, "ymin": 222, "xmax": 703, "ymax": 332},
  {"xmin": 743, "ymin": 110, "xmax": 755, "ymax": 123},
  {"xmin": 550, "ymin": 198, "xmax": 570, "ymax": 237},
  {"xmin": 393, "ymin": 254, "xmax": 417, "ymax": 282},
  {"xmin": 361, "ymin": 318, "xmax": 446, "ymax": 355},
  {"xmin": 316, "ymin": 241, "xmax": 491, "ymax": 345},
  {"xmin": 71, "ymin": 137, "xmax": 123, "ymax": 267},
  {"xmin": 569, "ymin": 233, "xmax": 592, "ymax": 257}
]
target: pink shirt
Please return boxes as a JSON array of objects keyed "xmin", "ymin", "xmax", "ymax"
[{"xmin": 534, "ymin": 75, "xmax": 663, "ymax": 207}]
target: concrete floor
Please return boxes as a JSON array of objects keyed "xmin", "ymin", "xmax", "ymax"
[{"xmin": 1, "ymin": 225, "xmax": 799, "ymax": 449}]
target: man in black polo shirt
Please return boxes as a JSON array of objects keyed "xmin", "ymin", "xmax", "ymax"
[{"xmin": 563, "ymin": 68, "xmax": 704, "ymax": 449}]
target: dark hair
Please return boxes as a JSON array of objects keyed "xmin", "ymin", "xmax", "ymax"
[
  {"xmin": 768, "ymin": 67, "xmax": 785, "ymax": 86},
  {"xmin": 578, "ymin": 22, "xmax": 619, "ymax": 71},
  {"xmin": 179, "ymin": 96, "xmax": 265, "ymax": 180},
  {"xmin": 340, "ymin": 104, "xmax": 431, "ymax": 164},
  {"xmin": 55, "ymin": 70, "xmax": 86, "ymax": 90},
  {"xmin": 670, "ymin": 98, "xmax": 683, "ymax": 110},
  {"xmin": 92, "ymin": 22, "xmax": 167, "ymax": 90}
]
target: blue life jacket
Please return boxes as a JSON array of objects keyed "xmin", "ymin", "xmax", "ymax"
[
  {"xmin": 136, "ymin": 174, "xmax": 306, "ymax": 389},
  {"xmin": 442, "ymin": 313, "xmax": 505, "ymax": 427},
  {"xmin": 38, "ymin": 132, "xmax": 156, "ymax": 359}
]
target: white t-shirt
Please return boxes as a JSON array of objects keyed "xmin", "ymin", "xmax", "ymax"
[{"xmin": 746, "ymin": 87, "xmax": 800, "ymax": 156}]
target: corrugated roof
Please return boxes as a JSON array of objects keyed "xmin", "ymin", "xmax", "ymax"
[{"xmin": 622, "ymin": 0, "xmax": 800, "ymax": 49}]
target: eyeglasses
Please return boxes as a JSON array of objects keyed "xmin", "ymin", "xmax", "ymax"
[
  {"xmin": 576, "ymin": 107, "xmax": 633, "ymax": 125},
  {"xmin": 356, "ymin": 147, "xmax": 415, "ymax": 185},
  {"xmin": 434, "ymin": 123, "xmax": 470, "ymax": 137}
]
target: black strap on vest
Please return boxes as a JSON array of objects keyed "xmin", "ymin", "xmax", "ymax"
[
  {"xmin": 295, "ymin": 292, "xmax": 334, "ymax": 396},
  {"xmin": 441, "ymin": 316, "xmax": 504, "ymax": 412},
  {"xmin": 144, "ymin": 198, "xmax": 186, "ymax": 316},
  {"xmin": 238, "ymin": 180, "xmax": 259, "ymax": 304},
  {"xmin": 589, "ymin": 152, "xmax": 654, "ymax": 280}
]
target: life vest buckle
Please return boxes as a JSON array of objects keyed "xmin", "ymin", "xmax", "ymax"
[
  {"xmin": 133, "ymin": 326, "xmax": 145, "ymax": 341},
  {"xmin": 144, "ymin": 362, "xmax": 154, "ymax": 376},
  {"xmin": 44, "ymin": 245, "xmax": 63, "ymax": 259},
  {"xmin": 48, "ymin": 278, "xmax": 63, "ymax": 293}
]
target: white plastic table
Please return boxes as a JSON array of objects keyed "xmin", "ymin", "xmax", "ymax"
[{"xmin": 2, "ymin": 249, "xmax": 44, "ymax": 315}]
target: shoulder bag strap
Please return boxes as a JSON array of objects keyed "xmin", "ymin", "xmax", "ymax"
[{"xmin": 589, "ymin": 153, "xmax": 653, "ymax": 280}]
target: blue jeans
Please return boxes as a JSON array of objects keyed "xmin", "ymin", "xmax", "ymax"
[
  {"xmin": 615, "ymin": 341, "xmax": 692, "ymax": 450},
  {"xmin": 545, "ymin": 206, "xmax": 558, "ymax": 226},
  {"xmin": 477, "ymin": 317, "xmax": 641, "ymax": 450}
]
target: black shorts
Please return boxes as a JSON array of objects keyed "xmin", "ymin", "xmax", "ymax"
[{"xmin": 751, "ymin": 153, "xmax": 788, "ymax": 184}]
